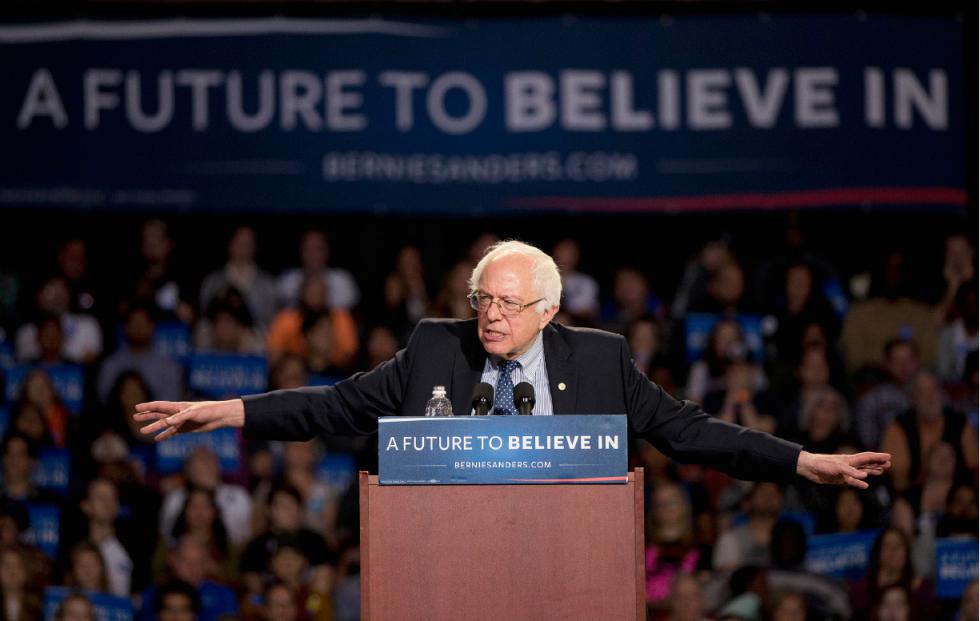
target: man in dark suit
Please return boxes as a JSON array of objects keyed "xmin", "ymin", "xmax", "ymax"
[{"xmin": 137, "ymin": 241, "xmax": 889, "ymax": 487}]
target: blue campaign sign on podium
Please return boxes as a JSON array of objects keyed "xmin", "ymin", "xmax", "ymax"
[{"xmin": 379, "ymin": 415, "xmax": 627, "ymax": 485}]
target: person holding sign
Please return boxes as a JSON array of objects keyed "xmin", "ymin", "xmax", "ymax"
[{"xmin": 136, "ymin": 241, "xmax": 890, "ymax": 488}]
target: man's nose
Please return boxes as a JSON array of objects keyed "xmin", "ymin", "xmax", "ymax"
[{"xmin": 485, "ymin": 300, "xmax": 503, "ymax": 321}]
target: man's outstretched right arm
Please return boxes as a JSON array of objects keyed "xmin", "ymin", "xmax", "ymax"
[{"xmin": 136, "ymin": 336, "xmax": 415, "ymax": 442}]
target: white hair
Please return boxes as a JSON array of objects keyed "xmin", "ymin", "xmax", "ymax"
[{"xmin": 468, "ymin": 240, "xmax": 562, "ymax": 313}]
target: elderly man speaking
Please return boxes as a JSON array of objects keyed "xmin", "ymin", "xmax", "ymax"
[{"xmin": 137, "ymin": 241, "xmax": 889, "ymax": 487}]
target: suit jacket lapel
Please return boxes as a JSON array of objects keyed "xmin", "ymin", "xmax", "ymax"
[
  {"xmin": 451, "ymin": 319, "xmax": 485, "ymax": 416},
  {"xmin": 543, "ymin": 323, "xmax": 577, "ymax": 414}
]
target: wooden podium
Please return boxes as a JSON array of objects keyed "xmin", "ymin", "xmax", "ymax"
[{"xmin": 359, "ymin": 468, "xmax": 645, "ymax": 620}]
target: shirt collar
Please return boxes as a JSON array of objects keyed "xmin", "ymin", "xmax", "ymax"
[{"xmin": 491, "ymin": 331, "xmax": 544, "ymax": 377}]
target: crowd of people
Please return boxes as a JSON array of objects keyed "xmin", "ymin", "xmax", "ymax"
[{"xmin": 0, "ymin": 219, "xmax": 976, "ymax": 621}]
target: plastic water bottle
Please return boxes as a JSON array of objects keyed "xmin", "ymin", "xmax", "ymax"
[{"xmin": 424, "ymin": 385, "xmax": 454, "ymax": 417}]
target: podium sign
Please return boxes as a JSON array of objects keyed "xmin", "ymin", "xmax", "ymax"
[{"xmin": 378, "ymin": 414, "xmax": 627, "ymax": 485}]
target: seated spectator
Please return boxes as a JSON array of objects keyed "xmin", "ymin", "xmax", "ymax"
[
  {"xmin": 266, "ymin": 275, "xmax": 358, "ymax": 369},
  {"xmin": 703, "ymin": 361, "xmax": 777, "ymax": 435},
  {"xmin": 259, "ymin": 581, "xmax": 298, "ymax": 621},
  {"xmin": 0, "ymin": 432, "xmax": 50, "ymax": 505},
  {"xmin": 855, "ymin": 339, "xmax": 920, "ymax": 451},
  {"xmin": 825, "ymin": 486, "xmax": 874, "ymax": 534},
  {"xmin": 672, "ymin": 237, "xmax": 736, "ymax": 320},
  {"xmin": 432, "ymin": 260, "xmax": 474, "ymax": 320},
  {"xmin": 793, "ymin": 386, "xmax": 852, "ymax": 455},
  {"xmin": 686, "ymin": 319, "xmax": 763, "ymax": 404},
  {"xmin": 161, "ymin": 448, "xmax": 252, "ymax": 548},
  {"xmin": 56, "ymin": 238, "xmax": 99, "ymax": 316},
  {"xmin": 97, "ymin": 303, "xmax": 183, "ymax": 404},
  {"xmin": 775, "ymin": 346, "xmax": 836, "ymax": 438},
  {"xmin": 279, "ymin": 442, "xmax": 335, "ymax": 537},
  {"xmin": 841, "ymin": 252, "xmax": 937, "ymax": 374},
  {"xmin": 626, "ymin": 315, "xmax": 672, "ymax": 383},
  {"xmin": 870, "ymin": 583, "xmax": 912, "ymax": 621},
  {"xmin": 32, "ymin": 313, "xmax": 69, "ymax": 365},
  {"xmin": 194, "ymin": 288, "xmax": 265, "ymax": 355},
  {"xmin": 127, "ymin": 219, "xmax": 195, "ymax": 324},
  {"xmin": 667, "ymin": 573, "xmax": 710, "ymax": 621},
  {"xmin": 53, "ymin": 591, "xmax": 97, "ymax": 621},
  {"xmin": 277, "ymin": 229, "xmax": 360, "ymax": 311},
  {"xmin": 767, "ymin": 520, "xmax": 851, "ymax": 619},
  {"xmin": 7, "ymin": 401, "xmax": 56, "ymax": 450},
  {"xmin": 770, "ymin": 262, "xmax": 840, "ymax": 373},
  {"xmin": 302, "ymin": 311, "xmax": 351, "ymax": 378},
  {"xmin": 201, "ymin": 225, "xmax": 277, "ymax": 329},
  {"xmin": 689, "ymin": 260, "xmax": 749, "ymax": 317},
  {"xmin": 713, "ymin": 483, "xmax": 784, "ymax": 572},
  {"xmin": 15, "ymin": 276, "xmax": 102, "ymax": 364},
  {"xmin": 265, "ymin": 535, "xmax": 333, "ymax": 621},
  {"xmin": 905, "ymin": 442, "xmax": 961, "ymax": 517},
  {"xmin": 852, "ymin": 527, "xmax": 934, "ymax": 620},
  {"xmin": 552, "ymin": 239, "xmax": 599, "ymax": 324},
  {"xmin": 959, "ymin": 580, "xmax": 978, "ymax": 621},
  {"xmin": 93, "ymin": 371, "xmax": 160, "ymax": 479},
  {"xmin": 65, "ymin": 478, "xmax": 134, "ymax": 597},
  {"xmin": 138, "ymin": 538, "xmax": 237, "ymax": 621},
  {"xmin": 383, "ymin": 245, "xmax": 430, "ymax": 342},
  {"xmin": 362, "ymin": 325, "xmax": 399, "ymax": 371},
  {"xmin": 0, "ymin": 545, "xmax": 42, "ymax": 621},
  {"xmin": 644, "ymin": 483, "xmax": 708, "ymax": 609},
  {"xmin": 239, "ymin": 485, "xmax": 335, "ymax": 601},
  {"xmin": 935, "ymin": 482, "xmax": 978, "ymax": 538},
  {"xmin": 63, "ymin": 541, "xmax": 110, "ymax": 593},
  {"xmin": 935, "ymin": 234, "xmax": 975, "ymax": 324},
  {"xmin": 769, "ymin": 591, "xmax": 807, "ymax": 621},
  {"xmin": 880, "ymin": 370, "xmax": 977, "ymax": 492},
  {"xmin": 601, "ymin": 267, "xmax": 660, "ymax": 335},
  {"xmin": 167, "ymin": 486, "xmax": 234, "ymax": 579},
  {"xmin": 269, "ymin": 355, "xmax": 309, "ymax": 391},
  {"xmin": 14, "ymin": 368, "xmax": 70, "ymax": 448},
  {"xmin": 937, "ymin": 278, "xmax": 978, "ymax": 382}
]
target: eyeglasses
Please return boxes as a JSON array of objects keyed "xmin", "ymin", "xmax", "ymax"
[{"xmin": 468, "ymin": 293, "xmax": 544, "ymax": 317}]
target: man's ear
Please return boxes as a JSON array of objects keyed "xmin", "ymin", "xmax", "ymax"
[{"xmin": 539, "ymin": 305, "xmax": 559, "ymax": 328}]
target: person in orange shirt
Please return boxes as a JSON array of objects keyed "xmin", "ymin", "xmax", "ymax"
[{"xmin": 266, "ymin": 275, "xmax": 357, "ymax": 370}]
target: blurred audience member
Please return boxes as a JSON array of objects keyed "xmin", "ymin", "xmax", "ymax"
[
  {"xmin": 704, "ymin": 361, "xmax": 776, "ymax": 434},
  {"xmin": 277, "ymin": 229, "xmax": 359, "ymax": 311},
  {"xmin": 937, "ymin": 278, "xmax": 978, "ymax": 382},
  {"xmin": 56, "ymin": 238, "xmax": 99, "ymax": 316},
  {"xmin": 161, "ymin": 448, "xmax": 252, "ymax": 548},
  {"xmin": 881, "ymin": 370, "xmax": 977, "ymax": 492},
  {"xmin": 855, "ymin": 339, "xmax": 919, "ymax": 451},
  {"xmin": 70, "ymin": 478, "xmax": 134, "ymax": 597},
  {"xmin": 552, "ymin": 239, "xmax": 599, "ymax": 324},
  {"xmin": 63, "ymin": 541, "xmax": 110, "ymax": 593},
  {"xmin": 97, "ymin": 303, "xmax": 183, "ymax": 404},
  {"xmin": 672, "ymin": 238, "xmax": 735, "ymax": 320},
  {"xmin": 767, "ymin": 520, "xmax": 850, "ymax": 619},
  {"xmin": 935, "ymin": 234, "xmax": 975, "ymax": 324},
  {"xmin": 14, "ymin": 368, "xmax": 69, "ymax": 448},
  {"xmin": 266, "ymin": 274, "xmax": 358, "ymax": 370},
  {"xmin": 686, "ymin": 320, "xmax": 762, "ymax": 404},
  {"xmin": 168, "ymin": 486, "xmax": 234, "ymax": 577},
  {"xmin": 200, "ymin": 227, "xmax": 277, "ymax": 330},
  {"xmin": 53, "ymin": 592, "xmax": 97, "ymax": 621},
  {"xmin": 713, "ymin": 483, "xmax": 784, "ymax": 572},
  {"xmin": 645, "ymin": 483, "xmax": 706, "ymax": 608},
  {"xmin": 793, "ymin": 386, "xmax": 851, "ymax": 455},
  {"xmin": 0, "ymin": 545, "xmax": 42, "ymax": 621},
  {"xmin": 853, "ymin": 528, "xmax": 933, "ymax": 620},
  {"xmin": 602, "ymin": 267, "xmax": 659, "ymax": 334},
  {"xmin": 842, "ymin": 252, "xmax": 937, "ymax": 374},
  {"xmin": 770, "ymin": 263, "xmax": 840, "ymax": 367},
  {"xmin": 138, "ymin": 538, "xmax": 237, "ymax": 621},
  {"xmin": 194, "ymin": 288, "xmax": 265, "ymax": 355},
  {"xmin": 384, "ymin": 245, "xmax": 430, "ymax": 342},
  {"xmin": 15, "ymin": 276, "xmax": 102, "ymax": 364},
  {"xmin": 130, "ymin": 219, "xmax": 194, "ymax": 323},
  {"xmin": 667, "ymin": 573, "xmax": 709, "ymax": 621},
  {"xmin": 432, "ymin": 260, "xmax": 474, "ymax": 320},
  {"xmin": 363, "ymin": 326, "xmax": 399, "ymax": 371}
]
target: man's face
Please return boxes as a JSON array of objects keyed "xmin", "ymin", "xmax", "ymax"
[
  {"xmin": 476, "ymin": 255, "xmax": 557, "ymax": 360},
  {"xmin": 887, "ymin": 344, "xmax": 918, "ymax": 385},
  {"xmin": 160, "ymin": 593, "xmax": 196, "ymax": 621}
]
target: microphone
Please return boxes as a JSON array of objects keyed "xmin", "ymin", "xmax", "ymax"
[
  {"xmin": 471, "ymin": 382, "xmax": 494, "ymax": 416},
  {"xmin": 513, "ymin": 382, "xmax": 535, "ymax": 416}
]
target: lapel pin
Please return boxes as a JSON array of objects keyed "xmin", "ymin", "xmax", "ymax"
[{"xmin": 558, "ymin": 382, "xmax": 566, "ymax": 391}]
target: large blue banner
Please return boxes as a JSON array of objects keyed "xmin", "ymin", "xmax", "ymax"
[
  {"xmin": 379, "ymin": 414, "xmax": 628, "ymax": 484},
  {"xmin": 0, "ymin": 15, "xmax": 965, "ymax": 213}
]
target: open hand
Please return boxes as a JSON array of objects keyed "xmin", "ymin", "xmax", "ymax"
[
  {"xmin": 796, "ymin": 451, "xmax": 891, "ymax": 489},
  {"xmin": 133, "ymin": 399, "xmax": 244, "ymax": 442}
]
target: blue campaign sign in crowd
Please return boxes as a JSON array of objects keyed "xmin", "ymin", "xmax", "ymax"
[{"xmin": 187, "ymin": 353, "xmax": 268, "ymax": 400}]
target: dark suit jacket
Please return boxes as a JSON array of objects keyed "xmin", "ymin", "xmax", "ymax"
[{"xmin": 243, "ymin": 318, "xmax": 802, "ymax": 482}]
